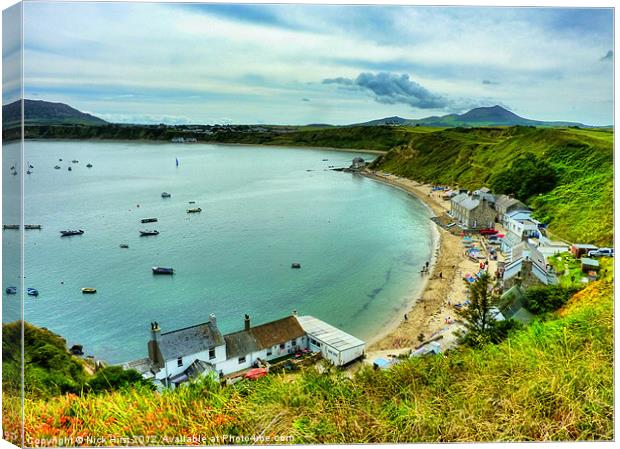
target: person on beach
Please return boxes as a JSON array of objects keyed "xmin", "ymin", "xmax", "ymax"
[
  {"xmin": 404, "ymin": 313, "xmax": 408, "ymax": 321},
  {"xmin": 439, "ymin": 271, "xmax": 443, "ymax": 279}
]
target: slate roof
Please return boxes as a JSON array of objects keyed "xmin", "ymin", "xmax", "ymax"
[
  {"xmin": 495, "ymin": 195, "xmax": 528, "ymax": 214},
  {"xmin": 224, "ymin": 316, "xmax": 305, "ymax": 359},
  {"xmin": 296, "ymin": 315, "xmax": 365, "ymax": 351},
  {"xmin": 159, "ymin": 321, "xmax": 225, "ymax": 361}
]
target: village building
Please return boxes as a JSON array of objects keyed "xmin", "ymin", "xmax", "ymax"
[
  {"xmin": 494, "ymin": 194, "xmax": 529, "ymax": 223},
  {"xmin": 571, "ymin": 243, "xmax": 599, "ymax": 258},
  {"xmin": 449, "ymin": 192, "xmax": 497, "ymax": 229},
  {"xmin": 497, "ymin": 285, "xmax": 535, "ymax": 325},
  {"xmin": 123, "ymin": 313, "xmax": 365, "ymax": 389},
  {"xmin": 501, "ymin": 242, "xmax": 557, "ymax": 290}
]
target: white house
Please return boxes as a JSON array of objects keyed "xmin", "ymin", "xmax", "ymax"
[{"xmin": 123, "ymin": 313, "xmax": 365, "ymax": 389}]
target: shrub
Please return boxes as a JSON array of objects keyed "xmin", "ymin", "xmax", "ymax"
[{"xmin": 524, "ymin": 285, "xmax": 579, "ymax": 314}]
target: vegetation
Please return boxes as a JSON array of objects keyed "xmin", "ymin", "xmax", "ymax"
[
  {"xmin": 2, "ymin": 279, "xmax": 612, "ymax": 444},
  {"xmin": 523, "ymin": 285, "xmax": 579, "ymax": 314},
  {"xmin": 490, "ymin": 153, "xmax": 557, "ymax": 201},
  {"xmin": 2, "ymin": 322, "xmax": 149, "ymax": 399}
]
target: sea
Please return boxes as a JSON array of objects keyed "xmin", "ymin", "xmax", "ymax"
[{"xmin": 2, "ymin": 140, "xmax": 434, "ymax": 363}]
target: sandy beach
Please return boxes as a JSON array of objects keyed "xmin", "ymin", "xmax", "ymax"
[{"xmin": 363, "ymin": 170, "xmax": 492, "ymax": 356}]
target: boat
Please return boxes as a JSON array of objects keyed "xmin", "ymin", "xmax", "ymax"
[
  {"xmin": 25, "ymin": 225, "xmax": 42, "ymax": 230},
  {"xmin": 86, "ymin": 163, "xmax": 92, "ymax": 168},
  {"xmin": 140, "ymin": 230, "xmax": 159, "ymax": 236},
  {"xmin": 9, "ymin": 165, "xmax": 15, "ymax": 170},
  {"xmin": 152, "ymin": 266, "xmax": 174, "ymax": 275},
  {"xmin": 176, "ymin": 157, "xmax": 179, "ymax": 167},
  {"xmin": 26, "ymin": 170, "xmax": 32, "ymax": 175},
  {"xmin": 188, "ymin": 201, "xmax": 196, "ymax": 204},
  {"xmin": 187, "ymin": 207, "xmax": 202, "ymax": 213},
  {"xmin": 60, "ymin": 230, "xmax": 84, "ymax": 236},
  {"xmin": 119, "ymin": 243, "xmax": 129, "ymax": 248},
  {"xmin": 29, "ymin": 164, "xmax": 34, "ymax": 168},
  {"xmin": 59, "ymin": 158, "xmax": 63, "ymax": 161},
  {"xmin": 11, "ymin": 171, "xmax": 17, "ymax": 176},
  {"xmin": 141, "ymin": 218, "xmax": 158, "ymax": 223},
  {"xmin": 27, "ymin": 288, "xmax": 39, "ymax": 296},
  {"xmin": 54, "ymin": 165, "xmax": 61, "ymax": 169},
  {"xmin": 68, "ymin": 166, "xmax": 72, "ymax": 171},
  {"xmin": 291, "ymin": 263, "xmax": 301, "ymax": 269},
  {"xmin": 5, "ymin": 286, "xmax": 16, "ymax": 295},
  {"xmin": 161, "ymin": 192, "xmax": 171, "ymax": 198},
  {"xmin": 81, "ymin": 288, "xmax": 97, "ymax": 294},
  {"xmin": 3, "ymin": 225, "xmax": 19, "ymax": 230},
  {"xmin": 72, "ymin": 160, "xmax": 79, "ymax": 163}
]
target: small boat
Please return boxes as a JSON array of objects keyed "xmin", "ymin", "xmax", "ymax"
[
  {"xmin": 86, "ymin": 163, "xmax": 93, "ymax": 168},
  {"xmin": 5, "ymin": 286, "xmax": 17, "ymax": 295},
  {"xmin": 322, "ymin": 159, "xmax": 328, "ymax": 161},
  {"xmin": 188, "ymin": 201, "xmax": 196, "ymax": 204},
  {"xmin": 29, "ymin": 164, "xmax": 34, "ymax": 169},
  {"xmin": 9, "ymin": 165, "xmax": 15, "ymax": 170},
  {"xmin": 72, "ymin": 160, "xmax": 79, "ymax": 163},
  {"xmin": 54, "ymin": 165, "xmax": 61, "ymax": 169},
  {"xmin": 81, "ymin": 288, "xmax": 97, "ymax": 294},
  {"xmin": 59, "ymin": 158, "xmax": 63, "ymax": 161},
  {"xmin": 68, "ymin": 166, "xmax": 72, "ymax": 171},
  {"xmin": 140, "ymin": 230, "xmax": 159, "ymax": 236},
  {"xmin": 291, "ymin": 263, "xmax": 301, "ymax": 269},
  {"xmin": 152, "ymin": 266, "xmax": 174, "ymax": 275},
  {"xmin": 119, "ymin": 243, "xmax": 129, "ymax": 248},
  {"xmin": 26, "ymin": 170, "xmax": 32, "ymax": 175},
  {"xmin": 187, "ymin": 207, "xmax": 202, "ymax": 213},
  {"xmin": 25, "ymin": 225, "xmax": 42, "ymax": 230},
  {"xmin": 27, "ymin": 288, "xmax": 39, "ymax": 296},
  {"xmin": 141, "ymin": 218, "xmax": 158, "ymax": 223},
  {"xmin": 60, "ymin": 230, "xmax": 84, "ymax": 237},
  {"xmin": 11, "ymin": 171, "xmax": 17, "ymax": 176},
  {"xmin": 3, "ymin": 225, "xmax": 19, "ymax": 230},
  {"xmin": 161, "ymin": 192, "xmax": 171, "ymax": 198}
]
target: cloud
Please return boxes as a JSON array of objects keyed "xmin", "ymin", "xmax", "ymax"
[
  {"xmin": 600, "ymin": 50, "xmax": 613, "ymax": 61},
  {"xmin": 323, "ymin": 72, "xmax": 448, "ymax": 109},
  {"xmin": 482, "ymin": 79, "xmax": 500, "ymax": 85}
]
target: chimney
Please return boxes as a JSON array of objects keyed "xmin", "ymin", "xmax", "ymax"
[
  {"xmin": 148, "ymin": 321, "xmax": 162, "ymax": 367},
  {"xmin": 209, "ymin": 313, "xmax": 217, "ymax": 327},
  {"xmin": 292, "ymin": 309, "xmax": 297, "ymax": 316},
  {"xmin": 244, "ymin": 314, "xmax": 251, "ymax": 331}
]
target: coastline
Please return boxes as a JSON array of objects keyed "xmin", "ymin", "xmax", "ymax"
[{"xmin": 361, "ymin": 170, "xmax": 476, "ymax": 354}]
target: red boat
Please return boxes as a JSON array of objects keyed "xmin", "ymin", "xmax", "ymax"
[
  {"xmin": 479, "ymin": 228, "xmax": 498, "ymax": 235},
  {"xmin": 244, "ymin": 368, "xmax": 268, "ymax": 380}
]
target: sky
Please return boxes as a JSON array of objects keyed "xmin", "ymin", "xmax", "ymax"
[{"xmin": 3, "ymin": 2, "xmax": 615, "ymax": 125}]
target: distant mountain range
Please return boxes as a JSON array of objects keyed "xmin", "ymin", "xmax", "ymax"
[
  {"xmin": 1, "ymin": 100, "xmax": 603, "ymax": 129},
  {"xmin": 354, "ymin": 105, "xmax": 596, "ymax": 128},
  {"xmin": 2, "ymin": 99, "xmax": 108, "ymax": 127}
]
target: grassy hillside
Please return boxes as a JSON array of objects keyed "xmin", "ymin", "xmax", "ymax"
[
  {"xmin": 370, "ymin": 126, "xmax": 613, "ymax": 246},
  {"xmin": 2, "ymin": 278, "xmax": 612, "ymax": 444}
]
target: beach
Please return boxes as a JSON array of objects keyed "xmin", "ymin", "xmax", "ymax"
[{"xmin": 363, "ymin": 170, "xmax": 489, "ymax": 356}]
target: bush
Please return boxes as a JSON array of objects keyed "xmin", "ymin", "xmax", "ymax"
[
  {"xmin": 524, "ymin": 285, "xmax": 579, "ymax": 314},
  {"xmin": 87, "ymin": 366, "xmax": 154, "ymax": 393},
  {"xmin": 490, "ymin": 153, "xmax": 557, "ymax": 201}
]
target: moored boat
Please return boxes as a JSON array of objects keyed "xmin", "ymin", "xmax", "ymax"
[
  {"xmin": 140, "ymin": 230, "xmax": 159, "ymax": 236},
  {"xmin": 54, "ymin": 165, "xmax": 61, "ymax": 169},
  {"xmin": 141, "ymin": 218, "xmax": 158, "ymax": 223},
  {"xmin": 68, "ymin": 166, "xmax": 72, "ymax": 171},
  {"xmin": 81, "ymin": 288, "xmax": 97, "ymax": 294},
  {"xmin": 25, "ymin": 224, "xmax": 42, "ymax": 230},
  {"xmin": 161, "ymin": 192, "xmax": 171, "ymax": 198},
  {"xmin": 72, "ymin": 160, "xmax": 79, "ymax": 163},
  {"xmin": 5, "ymin": 286, "xmax": 17, "ymax": 295},
  {"xmin": 3, "ymin": 225, "xmax": 19, "ymax": 230},
  {"xmin": 27, "ymin": 288, "xmax": 39, "ymax": 296},
  {"xmin": 60, "ymin": 230, "xmax": 84, "ymax": 236},
  {"xmin": 120, "ymin": 243, "xmax": 129, "ymax": 248},
  {"xmin": 86, "ymin": 163, "xmax": 93, "ymax": 168},
  {"xmin": 152, "ymin": 266, "xmax": 174, "ymax": 275},
  {"xmin": 187, "ymin": 207, "xmax": 202, "ymax": 213}
]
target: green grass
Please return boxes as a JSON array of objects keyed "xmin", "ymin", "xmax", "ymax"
[{"xmin": 3, "ymin": 279, "xmax": 613, "ymax": 444}]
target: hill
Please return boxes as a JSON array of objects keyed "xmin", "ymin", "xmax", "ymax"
[
  {"xmin": 370, "ymin": 126, "xmax": 613, "ymax": 246},
  {"xmin": 2, "ymin": 278, "xmax": 612, "ymax": 443},
  {"xmin": 356, "ymin": 105, "xmax": 593, "ymax": 128},
  {"xmin": 2, "ymin": 99, "xmax": 108, "ymax": 127}
]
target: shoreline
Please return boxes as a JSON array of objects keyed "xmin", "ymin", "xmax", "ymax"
[
  {"xmin": 361, "ymin": 170, "xmax": 476, "ymax": 354},
  {"xmin": 19, "ymin": 138, "xmax": 387, "ymax": 155}
]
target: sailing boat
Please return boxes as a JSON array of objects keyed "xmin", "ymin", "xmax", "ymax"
[{"xmin": 175, "ymin": 157, "xmax": 179, "ymax": 167}]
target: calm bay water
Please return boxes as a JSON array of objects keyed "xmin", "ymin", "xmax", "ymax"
[{"xmin": 2, "ymin": 140, "xmax": 433, "ymax": 363}]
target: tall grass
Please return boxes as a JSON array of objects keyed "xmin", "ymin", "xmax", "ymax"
[{"xmin": 4, "ymin": 279, "xmax": 612, "ymax": 445}]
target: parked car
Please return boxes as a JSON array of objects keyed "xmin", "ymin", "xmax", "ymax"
[{"xmin": 587, "ymin": 248, "xmax": 614, "ymax": 258}]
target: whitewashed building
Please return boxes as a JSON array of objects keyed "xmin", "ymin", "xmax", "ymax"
[{"xmin": 124, "ymin": 313, "xmax": 365, "ymax": 388}]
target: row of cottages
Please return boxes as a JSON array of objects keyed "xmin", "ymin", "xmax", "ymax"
[
  {"xmin": 124, "ymin": 313, "xmax": 365, "ymax": 389},
  {"xmin": 449, "ymin": 189, "xmax": 497, "ymax": 229}
]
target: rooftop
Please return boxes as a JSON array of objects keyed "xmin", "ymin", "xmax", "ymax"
[
  {"xmin": 296, "ymin": 315, "xmax": 365, "ymax": 351},
  {"xmin": 159, "ymin": 320, "xmax": 225, "ymax": 360}
]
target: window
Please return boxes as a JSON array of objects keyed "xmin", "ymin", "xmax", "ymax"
[
  {"xmin": 279, "ymin": 343, "xmax": 285, "ymax": 349},
  {"xmin": 177, "ymin": 357, "xmax": 183, "ymax": 367},
  {"xmin": 292, "ymin": 339, "xmax": 297, "ymax": 347},
  {"xmin": 209, "ymin": 348, "xmax": 216, "ymax": 360},
  {"xmin": 266, "ymin": 350, "xmax": 272, "ymax": 357},
  {"xmin": 310, "ymin": 338, "xmax": 321, "ymax": 348},
  {"xmin": 238, "ymin": 356, "xmax": 246, "ymax": 364}
]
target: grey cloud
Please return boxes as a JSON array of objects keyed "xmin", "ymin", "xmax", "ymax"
[
  {"xmin": 601, "ymin": 50, "xmax": 613, "ymax": 61},
  {"xmin": 482, "ymin": 79, "xmax": 500, "ymax": 85},
  {"xmin": 323, "ymin": 72, "xmax": 447, "ymax": 109}
]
